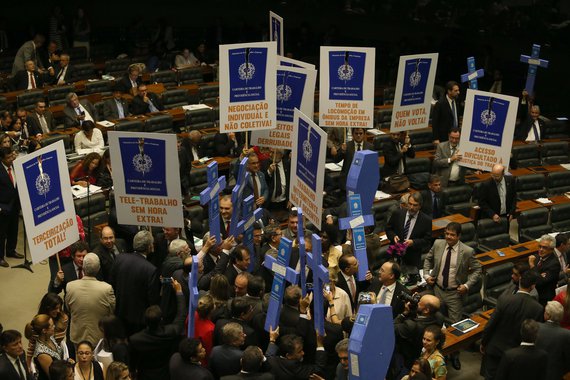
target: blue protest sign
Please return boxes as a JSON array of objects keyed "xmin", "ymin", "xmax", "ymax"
[
  {"xmin": 339, "ymin": 194, "xmax": 374, "ymax": 281},
  {"xmin": 265, "ymin": 237, "xmax": 293, "ymax": 332},
  {"xmin": 519, "ymin": 44, "xmax": 549, "ymax": 97},
  {"xmin": 228, "ymin": 47, "xmax": 268, "ymax": 102},
  {"xmin": 346, "ymin": 150, "xmax": 380, "ymax": 212},
  {"xmin": 306, "ymin": 234, "xmax": 329, "ymax": 336},
  {"xmin": 460, "ymin": 56, "xmax": 485, "ymax": 90},
  {"xmin": 236, "ymin": 195, "xmax": 264, "ymax": 272},
  {"xmin": 119, "ymin": 137, "xmax": 167, "ymax": 196},
  {"xmin": 469, "ymin": 95, "xmax": 509, "ymax": 147},
  {"xmin": 229, "ymin": 157, "xmax": 249, "ymax": 237},
  {"xmin": 348, "ymin": 304, "xmax": 395, "ymax": 380},
  {"xmin": 297, "ymin": 208, "xmax": 307, "ymax": 296},
  {"xmin": 187, "ymin": 256, "xmax": 199, "ymax": 338},
  {"xmin": 200, "ymin": 161, "xmax": 226, "ymax": 244},
  {"xmin": 401, "ymin": 57, "xmax": 432, "ymax": 106},
  {"xmin": 22, "ymin": 152, "xmax": 64, "ymax": 226},
  {"xmin": 328, "ymin": 50, "xmax": 366, "ymax": 101},
  {"xmin": 295, "ymin": 118, "xmax": 322, "ymax": 192},
  {"xmin": 269, "ymin": 11, "xmax": 284, "ymax": 56},
  {"xmin": 263, "ymin": 255, "xmax": 299, "ymax": 285},
  {"xmin": 276, "ymin": 69, "xmax": 307, "ymax": 123}
]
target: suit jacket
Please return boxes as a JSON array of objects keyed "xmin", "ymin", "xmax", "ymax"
[
  {"xmin": 367, "ymin": 279, "xmax": 409, "ymax": 318},
  {"xmin": 65, "ymin": 276, "xmax": 116, "ymax": 344},
  {"xmin": 111, "ymin": 252, "xmax": 160, "ymax": 328},
  {"xmin": 51, "ymin": 64, "xmax": 76, "ymax": 85},
  {"xmin": 494, "ymin": 345, "xmax": 548, "ymax": 380},
  {"xmin": 130, "ymin": 92, "xmax": 164, "ymax": 115},
  {"xmin": 432, "ymin": 96, "xmax": 461, "ymax": 142},
  {"xmin": 0, "ymin": 164, "xmax": 19, "ymax": 215},
  {"xmin": 214, "ymin": 317, "xmax": 257, "ymax": 349},
  {"xmin": 214, "ymin": 132, "xmax": 244, "ymax": 157},
  {"xmin": 209, "ymin": 345, "xmax": 243, "ymax": 379},
  {"xmin": 93, "ymin": 240, "xmax": 127, "ymax": 283},
  {"xmin": 242, "ymin": 170, "xmax": 269, "ymax": 206},
  {"xmin": 12, "ymin": 40, "xmax": 39, "ymax": 74},
  {"xmin": 381, "ymin": 139, "xmax": 415, "ymax": 177},
  {"xmin": 394, "ymin": 313, "xmax": 443, "ymax": 367},
  {"xmin": 481, "ymin": 291, "xmax": 543, "ymax": 358},
  {"xmin": 385, "ymin": 210, "xmax": 432, "ymax": 268},
  {"xmin": 221, "ymin": 372, "xmax": 274, "ymax": 380},
  {"xmin": 478, "ymin": 176, "xmax": 516, "ymax": 219},
  {"xmin": 170, "ymin": 354, "xmax": 214, "ymax": 380},
  {"xmin": 63, "ymin": 99, "xmax": 99, "ymax": 129},
  {"xmin": 339, "ymin": 140, "xmax": 374, "ymax": 189},
  {"xmin": 102, "ymin": 97, "xmax": 130, "ymax": 120},
  {"xmin": 432, "ymin": 141, "xmax": 467, "ymax": 187},
  {"xmin": 129, "ymin": 294, "xmax": 186, "ymax": 380},
  {"xmin": 419, "ymin": 189, "xmax": 443, "ymax": 219},
  {"xmin": 515, "ymin": 117, "xmax": 545, "ymax": 141},
  {"xmin": 0, "ymin": 353, "xmax": 34, "ymax": 380},
  {"xmin": 535, "ymin": 321, "xmax": 570, "ymax": 380},
  {"xmin": 28, "ymin": 110, "xmax": 56, "ymax": 134},
  {"xmin": 264, "ymin": 158, "xmax": 291, "ymax": 203},
  {"xmin": 267, "ymin": 350, "xmax": 327, "ymax": 380},
  {"xmin": 115, "ymin": 74, "xmax": 142, "ymax": 94},
  {"xmin": 336, "ymin": 272, "xmax": 371, "ymax": 313},
  {"xmin": 12, "ymin": 69, "xmax": 45, "ymax": 90},
  {"xmin": 423, "ymin": 239, "xmax": 482, "ymax": 290},
  {"xmin": 531, "ymin": 253, "xmax": 561, "ymax": 305},
  {"xmin": 48, "ymin": 260, "xmax": 79, "ymax": 295}
]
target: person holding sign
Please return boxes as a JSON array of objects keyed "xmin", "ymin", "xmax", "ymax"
[
  {"xmin": 0, "ymin": 146, "xmax": 20, "ymax": 268},
  {"xmin": 478, "ymin": 164, "xmax": 516, "ymax": 223},
  {"xmin": 433, "ymin": 128, "xmax": 466, "ymax": 187},
  {"xmin": 432, "ymin": 81, "xmax": 461, "ymax": 144},
  {"xmin": 382, "ymin": 132, "xmax": 415, "ymax": 178},
  {"xmin": 337, "ymin": 128, "xmax": 373, "ymax": 189}
]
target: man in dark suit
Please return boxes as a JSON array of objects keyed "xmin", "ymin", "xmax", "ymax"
[
  {"xmin": 130, "ymin": 84, "xmax": 164, "ymax": 115},
  {"xmin": 368, "ymin": 261, "xmax": 409, "ymax": 318},
  {"xmin": 111, "ymin": 230, "xmax": 160, "ymax": 336},
  {"xmin": 480, "ymin": 270, "xmax": 544, "ymax": 380},
  {"xmin": 51, "ymin": 53, "xmax": 76, "ymax": 85},
  {"xmin": 115, "ymin": 64, "xmax": 142, "ymax": 94},
  {"xmin": 28, "ymin": 101, "xmax": 56, "ymax": 136},
  {"xmin": 63, "ymin": 92, "xmax": 98, "ymax": 129},
  {"xmin": 381, "ymin": 132, "xmax": 415, "ymax": 178},
  {"xmin": 535, "ymin": 301, "xmax": 570, "ymax": 380},
  {"xmin": 214, "ymin": 131, "xmax": 244, "ymax": 157},
  {"xmin": 184, "ymin": 131, "xmax": 209, "ymax": 161},
  {"xmin": 129, "ymin": 279, "xmax": 186, "ymax": 380},
  {"xmin": 214, "ymin": 297, "xmax": 257, "ymax": 348},
  {"xmin": 103, "ymin": 87, "xmax": 130, "ymax": 120},
  {"xmin": 432, "ymin": 81, "xmax": 461, "ymax": 144},
  {"xmin": 49, "ymin": 241, "xmax": 89, "ymax": 294},
  {"xmin": 420, "ymin": 174, "xmax": 443, "ymax": 219},
  {"xmin": 529, "ymin": 234, "xmax": 561, "ymax": 306},
  {"xmin": 266, "ymin": 333, "xmax": 327, "ymax": 380},
  {"xmin": 170, "ymin": 338, "xmax": 214, "ymax": 380},
  {"xmin": 240, "ymin": 151, "xmax": 269, "ymax": 208},
  {"xmin": 494, "ymin": 319, "xmax": 548, "ymax": 380},
  {"xmin": 336, "ymin": 254, "xmax": 373, "ymax": 313},
  {"xmin": 264, "ymin": 149, "xmax": 290, "ymax": 213},
  {"xmin": 93, "ymin": 226, "xmax": 127, "ymax": 283},
  {"xmin": 12, "ymin": 60, "xmax": 45, "ymax": 90},
  {"xmin": 220, "ymin": 346, "xmax": 273, "ymax": 380},
  {"xmin": 337, "ymin": 128, "xmax": 373, "ymax": 190},
  {"xmin": 209, "ymin": 322, "xmax": 245, "ymax": 379},
  {"xmin": 0, "ymin": 330, "xmax": 34, "ymax": 380},
  {"xmin": 432, "ymin": 128, "xmax": 467, "ymax": 187},
  {"xmin": 279, "ymin": 285, "xmax": 302, "ymax": 335},
  {"xmin": 386, "ymin": 192, "xmax": 432, "ymax": 275},
  {"xmin": 478, "ymin": 164, "xmax": 517, "ymax": 222},
  {"xmin": 224, "ymin": 245, "xmax": 251, "ymax": 290},
  {"xmin": 515, "ymin": 105, "xmax": 545, "ymax": 142},
  {"xmin": 0, "ymin": 147, "xmax": 22, "ymax": 267}
]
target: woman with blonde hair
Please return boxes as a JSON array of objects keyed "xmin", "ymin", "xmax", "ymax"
[{"xmin": 105, "ymin": 361, "xmax": 131, "ymax": 380}]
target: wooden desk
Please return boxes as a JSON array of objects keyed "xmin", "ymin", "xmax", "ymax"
[
  {"xmin": 532, "ymin": 195, "xmax": 570, "ymax": 208},
  {"xmin": 528, "ymin": 165, "xmax": 567, "ymax": 174},
  {"xmin": 475, "ymin": 240, "xmax": 539, "ymax": 269},
  {"xmin": 432, "ymin": 214, "xmax": 473, "ymax": 236},
  {"xmin": 442, "ymin": 315, "xmax": 488, "ymax": 355},
  {"xmin": 464, "ymin": 168, "xmax": 535, "ymax": 184},
  {"xmin": 416, "ymin": 150, "xmax": 435, "ymax": 160},
  {"xmin": 516, "ymin": 200, "xmax": 545, "ymax": 214},
  {"xmin": 191, "ymin": 156, "xmax": 233, "ymax": 171},
  {"xmin": 479, "ymin": 309, "xmax": 495, "ymax": 320}
]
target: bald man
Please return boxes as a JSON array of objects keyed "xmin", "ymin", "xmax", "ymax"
[
  {"xmin": 93, "ymin": 226, "xmax": 127, "ymax": 283},
  {"xmin": 479, "ymin": 164, "xmax": 516, "ymax": 222}
]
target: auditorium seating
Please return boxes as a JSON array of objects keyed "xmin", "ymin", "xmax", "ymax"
[
  {"xmin": 483, "ymin": 262, "xmax": 514, "ymax": 308},
  {"xmin": 441, "ymin": 185, "xmax": 477, "ymax": 217},
  {"xmin": 511, "ymin": 143, "xmax": 541, "ymax": 168},
  {"xmin": 114, "ymin": 120, "xmax": 143, "ymax": 132},
  {"xmin": 407, "ymin": 129, "xmax": 434, "ymax": 151},
  {"xmin": 374, "ymin": 108, "xmax": 392, "ymax": 129},
  {"xmin": 186, "ymin": 108, "xmax": 214, "ymax": 130},
  {"xmin": 550, "ymin": 203, "xmax": 570, "ymax": 232},
  {"xmin": 371, "ymin": 199, "xmax": 399, "ymax": 233},
  {"xmin": 73, "ymin": 63, "xmax": 97, "ymax": 81},
  {"xmin": 515, "ymin": 174, "xmax": 547, "ymax": 200},
  {"xmin": 105, "ymin": 59, "xmax": 130, "ymax": 77},
  {"xmin": 150, "ymin": 70, "xmax": 178, "ymax": 89},
  {"xmin": 517, "ymin": 207, "xmax": 551, "ymax": 242},
  {"xmin": 74, "ymin": 192, "xmax": 108, "ymax": 244},
  {"xmin": 178, "ymin": 67, "xmax": 204, "ymax": 84},
  {"xmin": 41, "ymin": 134, "xmax": 72, "ymax": 154},
  {"xmin": 546, "ymin": 171, "xmax": 570, "ymax": 195},
  {"xmin": 144, "ymin": 114, "xmax": 174, "ymax": 133},
  {"xmin": 17, "ymin": 90, "xmax": 45, "ymax": 110},
  {"xmin": 383, "ymin": 87, "xmax": 395, "ymax": 105},
  {"xmin": 199, "ymin": 84, "xmax": 219, "ymax": 105},
  {"xmin": 476, "ymin": 217, "xmax": 512, "ymax": 252},
  {"xmin": 405, "ymin": 158, "xmax": 431, "ymax": 190},
  {"xmin": 189, "ymin": 166, "xmax": 208, "ymax": 195},
  {"xmin": 85, "ymin": 80, "xmax": 114, "ymax": 96},
  {"xmin": 48, "ymin": 85, "xmax": 74, "ymax": 106},
  {"xmin": 541, "ymin": 141, "xmax": 569, "ymax": 165},
  {"xmin": 162, "ymin": 89, "xmax": 190, "ymax": 109},
  {"xmin": 460, "ymin": 222, "xmax": 478, "ymax": 250}
]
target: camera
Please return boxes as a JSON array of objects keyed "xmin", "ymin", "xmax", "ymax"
[
  {"xmin": 160, "ymin": 277, "xmax": 173, "ymax": 284},
  {"xmin": 397, "ymin": 291, "xmax": 421, "ymax": 306}
]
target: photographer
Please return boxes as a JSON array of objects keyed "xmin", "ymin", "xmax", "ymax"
[{"xmin": 394, "ymin": 294, "xmax": 442, "ymax": 369}]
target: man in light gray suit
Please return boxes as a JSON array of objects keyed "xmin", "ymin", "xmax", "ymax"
[
  {"xmin": 432, "ymin": 128, "xmax": 467, "ymax": 187},
  {"xmin": 535, "ymin": 301, "xmax": 570, "ymax": 380},
  {"xmin": 12, "ymin": 34, "xmax": 45, "ymax": 75},
  {"xmin": 65, "ymin": 253, "xmax": 115, "ymax": 347},
  {"xmin": 423, "ymin": 221, "xmax": 482, "ymax": 323}
]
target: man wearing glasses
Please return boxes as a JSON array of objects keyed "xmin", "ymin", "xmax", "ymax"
[{"xmin": 529, "ymin": 234, "xmax": 561, "ymax": 306}]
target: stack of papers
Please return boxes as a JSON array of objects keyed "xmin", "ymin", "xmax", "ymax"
[
  {"xmin": 375, "ymin": 190, "xmax": 392, "ymax": 200},
  {"xmin": 325, "ymin": 161, "xmax": 343, "ymax": 172},
  {"xmin": 535, "ymin": 198, "xmax": 552, "ymax": 204},
  {"xmin": 366, "ymin": 129, "xmax": 385, "ymax": 135},
  {"xmin": 183, "ymin": 104, "xmax": 212, "ymax": 111},
  {"xmin": 72, "ymin": 184, "xmax": 102, "ymax": 199},
  {"xmin": 98, "ymin": 120, "xmax": 115, "ymax": 128}
]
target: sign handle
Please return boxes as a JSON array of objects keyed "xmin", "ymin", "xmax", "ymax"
[{"xmin": 55, "ymin": 253, "xmax": 61, "ymax": 272}]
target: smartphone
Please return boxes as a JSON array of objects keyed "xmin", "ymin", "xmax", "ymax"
[
  {"xmin": 324, "ymin": 285, "xmax": 331, "ymax": 293},
  {"xmin": 497, "ymin": 250, "xmax": 506, "ymax": 257},
  {"xmin": 160, "ymin": 277, "xmax": 173, "ymax": 284}
]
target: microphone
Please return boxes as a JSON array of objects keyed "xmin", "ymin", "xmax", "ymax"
[{"xmin": 74, "ymin": 175, "xmax": 90, "ymax": 182}]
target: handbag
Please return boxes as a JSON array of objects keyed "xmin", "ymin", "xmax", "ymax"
[{"xmin": 383, "ymin": 175, "xmax": 410, "ymax": 193}]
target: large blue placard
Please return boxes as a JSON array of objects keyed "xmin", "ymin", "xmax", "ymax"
[
  {"xmin": 401, "ymin": 58, "xmax": 431, "ymax": 106},
  {"xmin": 271, "ymin": 18, "xmax": 282, "ymax": 55},
  {"xmin": 119, "ymin": 137, "xmax": 167, "ymax": 196},
  {"xmin": 265, "ymin": 238, "xmax": 293, "ymax": 332},
  {"xmin": 276, "ymin": 69, "xmax": 307, "ymax": 123},
  {"xmin": 469, "ymin": 95, "xmax": 508, "ymax": 147},
  {"xmin": 328, "ymin": 51, "xmax": 366, "ymax": 101},
  {"xmin": 307, "ymin": 234, "xmax": 329, "ymax": 336},
  {"xmin": 23, "ymin": 151, "xmax": 64, "ymax": 226},
  {"xmin": 295, "ymin": 119, "xmax": 321, "ymax": 191},
  {"xmin": 187, "ymin": 256, "xmax": 199, "ymax": 338},
  {"xmin": 228, "ymin": 47, "xmax": 268, "ymax": 103},
  {"xmin": 199, "ymin": 161, "xmax": 226, "ymax": 244}
]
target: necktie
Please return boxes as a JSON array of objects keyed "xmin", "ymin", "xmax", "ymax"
[
  {"xmin": 378, "ymin": 286, "xmax": 388, "ymax": 305},
  {"xmin": 7, "ymin": 166, "xmax": 14, "ymax": 185},
  {"xmin": 29, "ymin": 72, "xmax": 36, "ymax": 89},
  {"xmin": 225, "ymin": 220, "xmax": 230, "ymax": 236},
  {"xmin": 451, "ymin": 100, "xmax": 457, "ymax": 128},
  {"xmin": 357, "ymin": 143, "xmax": 361, "ymax": 151},
  {"xmin": 274, "ymin": 163, "xmax": 282, "ymax": 197},
  {"xmin": 532, "ymin": 122, "xmax": 540, "ymax": 142},
  {"xmin": 78, "ymin": 267, "xmax": 83, "ymax": 279},
  {"xmin": 433, "ymin": 195, "xmax": 440, "ymax": 218},
  {"xmin": 348, "ymin": 277, "xmax": 356, "ymax": 301},
  {"xmin": 56, "ymin": 68, "xmax": 64, "ymax": 82},
  {"xmin": 76, "ymin": 107, "xmax": 82, "ymax": 115},
  {"xmin": 442, "ymin": 246, "xmax": 452, "ymax": 288},
  {"xmin": 252, "ymin": 172, "xmax": 260, "ymax": 200},
  {"xmin": 117, "ymin": 100, "xmax": 125, "ymax": 119},
  {"xmin": 148, "ymin": 98, "xmax": 159, "ymax": 113},
  {"xmin": 16, "ymin": 357, "xmax": 26, "ymax": 380},
  {"xmin": 403, "ymin": 214, "xmax": 413, "ymax": 240},
  {"xmin": 537, "ymin": 257, "xmax": 543, "ymax": 270},
  {"xmin": 39, "ymin": 115, "xmax": 49, "ymax": 133}
]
